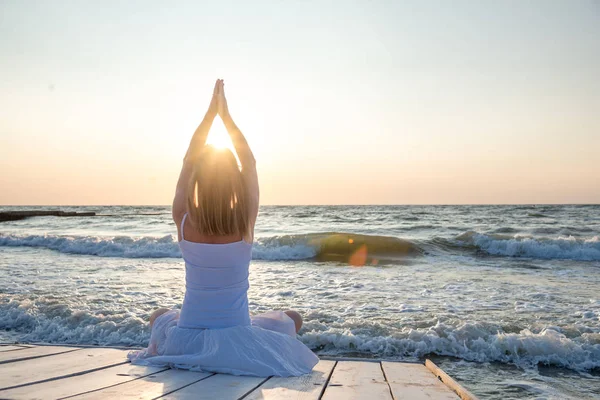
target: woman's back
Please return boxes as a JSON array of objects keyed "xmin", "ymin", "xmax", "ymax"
[{"xmin": 177, "ymin": 214, "xmax": 253, "ymax": 329}]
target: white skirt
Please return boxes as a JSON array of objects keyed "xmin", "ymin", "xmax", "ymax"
[{"xmin": 128, "ymin": 310, "xmax": 319, "ymax": 377}]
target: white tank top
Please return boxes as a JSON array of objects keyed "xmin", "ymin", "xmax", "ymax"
[{"xmin": 177, "ymin": 214, "xmax": 253, "ymax": 329}]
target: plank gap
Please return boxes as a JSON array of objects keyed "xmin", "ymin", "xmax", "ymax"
[
  {"xmin": 236, "ymin": 376, "xmax": 271, "ymax": 400},
  {"xmin": 0, "ymin": 346, "xmax": 28, "ymax": 353},
  {"xmin": 50, "ymin": 368, "xmax": 171, "ymax": 400},
  {"xmin": 318, "ymin": 361, "xmax": 337, "ymax": 400},
  {"xmin": 0, "ymin": 361, "xmax": 129, "ymax": 392},
  {"xmin": 151, "ymin": 372, "xmax": 216, "ymax": 400},
  {"xmin": 321, "ymin": 360, "xmax": 393, "ymax": 399},
  {"xmin": 0, "ymin": 348, "xmax": 81, "ymax": 365},
  {"xmin": 379, "ymin": 361, "xmax": 396, "ymax": 400}
]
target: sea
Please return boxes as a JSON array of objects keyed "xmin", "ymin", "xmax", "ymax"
[{"xmin": 1, "ymin": 205, "xmax": 599, "ymax": 399}]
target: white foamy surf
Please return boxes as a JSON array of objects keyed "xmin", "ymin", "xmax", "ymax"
[
  {"xmin": 456, "ymin": 232, "xmax": 600, "ymax": 261},
  {"xmin": 3, "ymin": 231, "xmax": 600, "ymax": 261},
  {"xmin": 0, "ymin": 233, "xmax": 318, "ymax": 261},
  {"xmin": 1, "ymin": 299, "xmax": 598, "ymax": 371}
]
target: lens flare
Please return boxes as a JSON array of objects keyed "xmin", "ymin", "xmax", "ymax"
[{"xmin": 349, "ymin": 244, "xmax": 368, "ymax": 267}]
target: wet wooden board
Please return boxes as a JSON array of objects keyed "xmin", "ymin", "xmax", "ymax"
[
  {"xmin": 0, "ymin": 345, "xmax": 475, "ymax": 399},
  {"xmin": 320, "ymin": 360, "xmax": 392, "ymax": 400},
  {"xmin": 382, "ymin": 361, "xmax": 458, "ymax": 400},
  {"xmin": 0, "ymin": 348, "xmax": 127, "ymax": 390},
  {"xmin": 0, "ymin": 345, "xmax": 79, "ymax": 364},
  {"xmin": 244, "ymin": 360, "xmax": 336, "ymax": 400},
  {"xmin": 0, "ymin": 345, "xmax": 29, "ymax": 352},
  {"xmin": 70, "ymin": 369, "xmax": 213, "ymax": 399},
  {"xmin": 0, "ymin": 363, "xmax": 168, "ymax": 399},
  {"xmin": 162, "ymin": 373, "xmax": 267, "ymax": 400}
]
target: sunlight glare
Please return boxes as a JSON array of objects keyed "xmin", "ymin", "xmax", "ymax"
[{"xmin": 206, "ymin": 117, "xmax": 235, "ymax": 151}]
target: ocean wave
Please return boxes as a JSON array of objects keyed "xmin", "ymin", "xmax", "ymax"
[
  {"xmin": 255, "ymin": 232, "xmax": 421, "ymax": 263},
  {"xmin": 0, "ymin": 232, "xmax": 422, "ymax": 262},
  {"xmin": 527, "ymin": 213, "xmax": 551, "ymax": 218},
  {"xmin": 0, "ymin": 299, "xmax": 147, "ymax": 347},
  {"xmin": 492, "ymin": 227, "xmax": 520, "ymax": 234},
  {"xmin": 2, "ymin": 299, "xmax": 598, "ymax": 371},
  {"xmin": 301, "ymin": 322, "xmax": 600, "ymax": 371},
  {"xmin": 530, "ymin": 227, "xmax": 562, "ymax": 235},
  {"xmin": 4, "ymin": 230, "xmax": 598, "ymax": 262},
  {"xmin": 0, "ymin": 233, "xmax": 181, "ymax": 258},
  {"xmin": 253, "ymin": 238, "xmax": 317, "ymax": 260},
  {"xmin": 401, "ymin": 224, "xmax": 435, "ymax": 231},
  {"xmin": 456, "ymin": 232, "xmax": 600, "ymax": 261}
]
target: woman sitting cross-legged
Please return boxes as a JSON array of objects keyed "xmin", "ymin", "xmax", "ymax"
[{"xmin": 128, "ymin": 79, "xmax": 318, "ymax": 377}]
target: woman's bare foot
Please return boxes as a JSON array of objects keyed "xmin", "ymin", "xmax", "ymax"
[{"xmin": 284, "ymin": 310, "xmax": 303, "ymax": 333}]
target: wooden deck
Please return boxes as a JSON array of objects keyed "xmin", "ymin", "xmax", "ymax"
[{"xmin": 0, "ymin": 344, "xmax": 477, "ymax": 400}]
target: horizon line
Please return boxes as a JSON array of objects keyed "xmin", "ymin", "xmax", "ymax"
[{"xmin": 1, "ymin": 203, "xmax": 599, "ymax": 207}]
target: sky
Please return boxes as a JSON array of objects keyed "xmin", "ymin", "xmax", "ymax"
[{"xmin": 1, "ymin": 0, "xmax": 599, "ymax": 205}]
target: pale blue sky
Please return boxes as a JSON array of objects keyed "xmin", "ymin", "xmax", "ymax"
[{"xmin": 1, "ymin": 0, "xmax": 598, "ymax": 204}]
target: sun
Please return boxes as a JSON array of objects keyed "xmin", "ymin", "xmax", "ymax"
[{"xmin": 206, "ymin": 117, "xmax": 235, "ymax": 151}]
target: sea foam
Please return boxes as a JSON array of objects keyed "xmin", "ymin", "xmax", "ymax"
[
  {"xmin": 299, "ymin": 322, "xmax": 600, "ymax": 371},
  {"xmin": 2, "ymin": 232, "xmax": 599, "ymax": 261},
  {"xmin": 0, "ymin": 233, "xmax": 181, "ymax": 258},
  {"xmin": 1, "ymin": 298, "xmax": 598, "ymax": 371},
  {"xmin": 457, "ymin": 232, "xmax": 600, "ymax": 261},
  {"xmin": 0, "ymin": 233, "xmax": 317, "ymax": 261},
  {"xmin": 0, "ymin": 232, "xmax": 420, "ymax": 262}
]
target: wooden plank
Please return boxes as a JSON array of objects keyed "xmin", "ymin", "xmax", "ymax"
[
  {"xmin": 244, "ymin": 360, "xmax": 336, "ymax": 400},
  {"xmin": 0, "ymin": 348, "xmax": 128, "ymax": 390},
  {"xmin": 160, "ymin": 373, "xmax": 267, "ymax": 400},
  {"xmin": 318, "ymin": 356, "xmax": 420, "ymax": 363},
  {"xmin": 321, "ymin": 361, "xmax": 392, "ymax": 400},
  {"xmin": 0, "ymin": 343, "xmax": 31, "ymax": 347},
  {"xmin": 425, "ymin": 360, "xmax": 478, "ymax": 400},
  {"xmin": 22, "ymin": 342, "xmax": 141, "ymax": 351},
  {"xmin": 0, "ymin": 345, "xmax": 79, "ymax": 364},
  {"xmin": 0, "ymin": 346, "xmax": 28, "ymax": 352},
  {"xmin": 0, "ymin": 363, "xmax": 168, "ymax": 399},
  {"xmin": 0, "ymin": 344, "xmax": 33, "ymax": 349},
  {"xmin": 382, "ymin": 361, "xmax": 457, "ymax": 400},
  {"xmin": 70, "ymin": 368, "xmax": 213, "ymax": 399}
]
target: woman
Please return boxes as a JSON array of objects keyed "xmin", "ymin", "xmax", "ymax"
[{"xmin": 128, "ymin": 80, "xmax": 318, "ymax": 377}]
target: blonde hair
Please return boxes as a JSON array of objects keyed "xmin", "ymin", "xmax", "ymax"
[{"xmin": 186, "ymin": 146, "xmax": 249, "ymax": 237}]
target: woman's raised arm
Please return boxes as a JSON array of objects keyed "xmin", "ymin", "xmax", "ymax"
[
  {"xmin": 216, "ymin": 80, "xmax": 259, "ymax": 239},
  {"xmin": 183, "ymin": 80, "xmax": 220, "ymax": 163},
  {"xmin": 172, "ymin": 80, "xmax": 220, "ymax": 222},
  {"xmin": 216, "ymin": 80, "xmax": 256, "ymax": 170}
]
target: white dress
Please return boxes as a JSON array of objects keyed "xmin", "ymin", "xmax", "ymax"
[{"xmin": 128, "ymin": 215, "xmax": 319, "ymax": 377}]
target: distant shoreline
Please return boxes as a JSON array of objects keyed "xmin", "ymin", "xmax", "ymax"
[{"xmin": 0, "ymin": 210, "xmax": 96, "ymax": 222}]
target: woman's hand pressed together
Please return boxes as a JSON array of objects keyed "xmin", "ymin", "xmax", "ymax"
[{"xmin": 215, "ymin": 79, "xmax": 233, "ymax": 125}]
